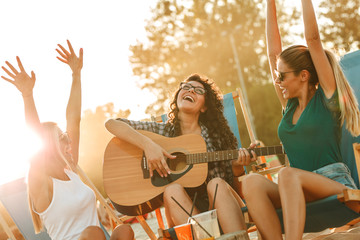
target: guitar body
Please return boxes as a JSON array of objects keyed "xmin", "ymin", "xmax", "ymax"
[{"xmin": 103, "ymin": 130, "xmax": 208, "ymax": 216}]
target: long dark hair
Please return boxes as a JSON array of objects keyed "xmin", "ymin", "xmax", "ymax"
[{"xmin": 168, "ymin": 73, "xmax": 238, "ymax": 150}]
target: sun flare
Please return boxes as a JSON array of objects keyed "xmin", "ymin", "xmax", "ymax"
[{"xmin": 0, "ymin": 126, "xmax": 42, "ymax": 185}]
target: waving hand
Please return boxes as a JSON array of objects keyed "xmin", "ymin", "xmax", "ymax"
[
  {"xmin": 56, "ymin": 40, "xmax": 83, "ymax": 74},
  {"xmin": 1, "ymin": 56, "xmax": 36, "ymax": 97}
]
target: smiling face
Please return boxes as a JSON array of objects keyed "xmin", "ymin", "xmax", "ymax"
[
  {"xmin": 275, "ymin": 59, "xmax": 302, "ymax": 99},
  {"xmin": 176, "ymin": 80, "xmax": 207, "ymax": 115},
  {"xmin": 277, "ymin": 45, "xmax": 319, "ymax": 100},
  {"xmin": 41, "ymin": 122, "xmax": 73, "ymax": 171},
  {"xmin": 58, "ymin": 130, "xmax": 72, "ymax": 164}
]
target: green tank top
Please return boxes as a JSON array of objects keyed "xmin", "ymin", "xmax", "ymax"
[{"xmin": 278, "ymin": 86, "xmax": 342, "ymax": 171}]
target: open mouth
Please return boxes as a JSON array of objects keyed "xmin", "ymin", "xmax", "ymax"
[
  {"xmin": 183, "ymin": 95, "xmax": 194, "ymax": 103},
  {"xmin": 279, "ymin": 86, "xmax": 286, "ymax": 94}
]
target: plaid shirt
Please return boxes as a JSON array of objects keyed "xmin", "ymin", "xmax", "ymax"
[{"xmin": 117, "ymin": 118, "xmax": 234, "ymax": 185}]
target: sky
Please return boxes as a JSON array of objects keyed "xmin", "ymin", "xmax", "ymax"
[
  {"xmin": 0, "ymin": 0, "xmax": 157, "ymax": 185},
  {"xmin": 0, "ymin": 0, "xmax": 324, "ymax": 185}
]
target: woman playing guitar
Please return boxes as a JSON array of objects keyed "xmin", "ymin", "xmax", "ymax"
[{"xmin": 106, "ymin": 73, "xmax": 254, "ymax": 233}]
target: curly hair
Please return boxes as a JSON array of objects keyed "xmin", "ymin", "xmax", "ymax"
[{"xmin": 167, "ymin": 73, "xmax": 238, "ymax": 151}]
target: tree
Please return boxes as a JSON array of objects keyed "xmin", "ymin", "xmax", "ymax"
[
  {"xmin": 79, "ymin": 103, "xmax": 130, "ymax": 195},
  {"xmin": 319, "ymin": 0, "xmax": 360, "ymax": 52},
  {"xmin": 129, "ymin": 0, "xmax": 300, "ymax": 146}
]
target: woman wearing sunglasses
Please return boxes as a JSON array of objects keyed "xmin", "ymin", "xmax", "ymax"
[
  {"xmin": 1, "ymin": 41, "xmax": 134, "ymax": 240},
  {"xmin": 240, "ymin": 0, "xmax": 360, "ymax": 239},
  {"xmin": 106, "ymin": 73, "xmax": 248, "ymax": 233}
]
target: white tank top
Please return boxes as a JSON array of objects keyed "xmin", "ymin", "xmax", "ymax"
[{"xmin": 34, "ymin": 169, "xmax": 99, "ymax": 240}]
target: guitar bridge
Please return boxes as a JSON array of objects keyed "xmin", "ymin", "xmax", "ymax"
[{"xmin": 141, "ymin": 152, "xmax": 150, "ymax": 179}]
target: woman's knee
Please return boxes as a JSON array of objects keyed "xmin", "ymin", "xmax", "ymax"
[
  {"xmin": 79, "ymin": 226, "xmax": 106, "ymax": 240},
  {"xmin": 278, "ymin": 167, "xmax": 298, "ymax": 186},
  {"xmin": 163, "ymin": 183, "xmax": 186, "ymax": 204},
  {"xmin": 207, "ymin": 177, "xmax": 228, "ymax": 195},
  {"xmin": 242, "ymin": 173, "xmax": 268, "ymax": 196},
  {"xmin": 110, "ymin": 224, "xmax": 134, "ymax": 240}
]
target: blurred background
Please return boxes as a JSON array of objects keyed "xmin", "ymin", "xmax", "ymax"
[{"xmin": 0, "ymin": 0, "xmax": 359, "ymax": 196}]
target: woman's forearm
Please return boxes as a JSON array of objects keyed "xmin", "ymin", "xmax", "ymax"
[
  {"xmin": 301, "ymin": 0, "xmax": 321, "ymax": 45},
  {"xmin": 105, "ymin": 119, "xmax": 153, "ymax": 150},
  {"xmin": 22, "ymin": 89, "xmax": 42, "ymax": 133},
  {"xmin": 266, "ymin": 0, "xmax": 282, "ymax": 59},
  {"xmin": 66, "ymin": 72, "xmax": 81, "ymax": 126}
]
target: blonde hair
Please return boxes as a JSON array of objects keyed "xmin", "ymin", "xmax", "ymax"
[
  {"xmin": 28, "ymin": 122, "xmax": 71, "ymax": 233},
  {"xmin": 280, "ymin": 45, "xmax": 360, "ymax": 136},
  {"xmin": 325, "ymin": 50, "xmax": 360, "ymax": 136}
]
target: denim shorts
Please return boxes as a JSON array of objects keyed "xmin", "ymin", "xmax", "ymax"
[{"xmin": 313, "ymin": 162, "xmax": 358, "ymax": 189}]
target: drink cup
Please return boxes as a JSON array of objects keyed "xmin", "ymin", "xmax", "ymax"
[
  {"xmin": 174, "ymin": 223, "xmax": 193, "ymax": 240},
  {"xmin": 161, "ymin": 223, "xmax": 193, "ymax": 240},
  {"xmin": 188, "ymin": 209, "xmax": 220, "ymax": 240}
]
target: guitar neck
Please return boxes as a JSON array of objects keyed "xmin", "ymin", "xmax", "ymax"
[{"xmin": 185, "ymin": 145, "xmax": 284, "ymax": 164}]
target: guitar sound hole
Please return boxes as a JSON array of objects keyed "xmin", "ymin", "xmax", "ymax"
[{"xmin": 167, "ymin": 152, "xmax": 187, "ymax": 172}]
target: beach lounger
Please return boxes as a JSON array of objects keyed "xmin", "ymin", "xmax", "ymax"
[
  {"xmin": 0, "ymin": 205, "xmax": 17, "ymax": 240},
  {"xmin": 340, "ymin": 49, "xmax": 360, "ymax": 188},
  {"xmin": 0, "ymin": 177, "xmax": 51, "ymax": 240}
]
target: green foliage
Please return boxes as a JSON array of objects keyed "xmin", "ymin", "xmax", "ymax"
[
  {"xmin": 129, "ymin": 0, "xmax": 299, "ymax": 145},
  {"xmin": 319, "ymin": 0, "xmax": 360, "ymax": 52}
]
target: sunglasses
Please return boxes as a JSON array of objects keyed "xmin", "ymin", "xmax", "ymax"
[
  {"xmin": 274, "ymin": 69, "xmax": 299, "ymax": 82},
  {"xmin": 180, "ymin": 82, "xmax": 206, "ymax": 95}
]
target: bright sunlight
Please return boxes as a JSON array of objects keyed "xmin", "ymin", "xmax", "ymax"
[
  {"xmin": 0, "ymin": 0, "xmax": 155, "ymax": 186},
  {"xmin": 0, "ymin": 125, "xmax": 42, "ymax": 185}
]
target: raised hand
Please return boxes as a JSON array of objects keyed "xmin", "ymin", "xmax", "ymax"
[
  {"xmin": 56, "ymin": 40, "xmax": 83, "ymax": 74},
  {"xmin": 1, "ymin": 56, "xmax": 36, "ymax": 97}
]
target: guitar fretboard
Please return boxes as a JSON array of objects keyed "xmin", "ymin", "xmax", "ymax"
[{"xmin": 185, "ymin": 145, "xmax": 284, "ymax": 164}]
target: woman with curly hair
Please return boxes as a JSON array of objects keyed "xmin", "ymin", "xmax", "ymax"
[{"xmin": 106, "ymin": 73, "xmax": 248, "ymax": 233}]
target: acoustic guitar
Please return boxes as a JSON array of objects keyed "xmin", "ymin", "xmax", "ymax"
[{"xmin": 103, "ymin": 130, "xmax": 284, "ymax": 216}]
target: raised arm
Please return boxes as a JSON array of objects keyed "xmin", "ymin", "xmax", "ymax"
[
  {"xmin": 56, "ymin": 40, "xmax": 83, "ymax": 165},
  {"xmin": 1, "ymin": 57, "xmax": 40, "ymax": 130},
  {"xmin": 266, "ymin": 0, "xmax": 286, "ymax": 108},
  {"xmin": 301, "ymin": 0, "xmax": 336, "ymax": 97},
  {"xmin": 1, "ymin": 57, "xmax": 50, "ymax": 208}
]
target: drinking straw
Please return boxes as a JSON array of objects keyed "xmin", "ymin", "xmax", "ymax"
[
  {"xmin": 211, "ymin": 183, "xmax": 219, "ymax": 210},
  {"xmin": 190, "ymin": 192, "xmax": 198, "ymax": 217},
  {"xmin": 189, "ymin": 192, "xmax": 197, "ymax": 239},
  {"xmin": 171, "ymin": 196, "xmax": 212, "ymax": 238}
]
